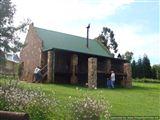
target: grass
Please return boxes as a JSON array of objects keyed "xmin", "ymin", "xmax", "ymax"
[
  {"xmin": 19, "ymin": 81, "xmax": 160, "ymax": 116},
  {"xmin": 0, "ymin": 76, "xmax": 160, "ymax": 117}
]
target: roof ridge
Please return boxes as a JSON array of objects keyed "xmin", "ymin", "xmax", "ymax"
[
  {"xmin": 34, "ymin": 26, "xmax": 113, "ymax": 58},
  {"xmin": 35, "ymin": 27, "xmax": 93, "ymax": 41}
]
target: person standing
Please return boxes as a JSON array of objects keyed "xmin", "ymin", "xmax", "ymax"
[
  {"xmin": 110, "ymin": 70, "xmax": 115, "ymax": 88},
  {"xmin": 33, "ymin": 66, "xmax": 42, "ymax": 83},
  {"xmin": 107, "ymin": 78, "xmax": 111, "ymax": 88}
]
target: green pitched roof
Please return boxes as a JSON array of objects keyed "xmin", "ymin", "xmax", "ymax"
[{"xmin": 35, "ymin": 27, "xmax": 113, "ymax": 58}]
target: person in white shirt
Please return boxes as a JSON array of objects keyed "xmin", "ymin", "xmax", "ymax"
[
  {"xmin": 34, "ymin": 67, "xmax": 40, "ymax": 74},
  {"xmin": 110, "ymin": 70, "xmax": 115, "ymax": 88},
  {"xmin": 33, "ymin": 66, "xmax": 41, "ymax": 82}
]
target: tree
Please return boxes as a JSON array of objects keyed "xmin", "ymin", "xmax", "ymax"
[
  {"xmin": 142, "ymin": 54, "xmax": 152, "ymax": 78},
  {"xmin": 131, "ymin": 60, "xmax": 136, "ymax": 78},
  {"xmin": 0, "ymin": 0, "xmax": 29, "ymax": 53},
  {"xmin": 0, "ymin": 49, "xmax": 5, "ymax": 65},
  {"xmin": 152, "ymin": 64, "xmax": 160, "ymax": 80},
  {"xmin": 151, "ymin": 66, "xmax": 157, "ymax": 79},
  {"xmin": 131, "ymin": 54, "xmax": 157, "ymax": 79},
  {"xmin": 136, "ymin": 57, "xmax": 144, "ymax": 78},
  {"xmin": 122, "ymin": 51, "xmax": 133, "ymax": 63},
  {"xmin": 96, "ymin": 27, "xmax": 118, "ymax": 54}
]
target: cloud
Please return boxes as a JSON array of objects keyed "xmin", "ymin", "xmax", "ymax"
[
  {"xmin": 88, "ymin": 23, "xmax": 159, "ymax": 65},
  {"xmin": 111, "ymin": 24, "xmax": 160, "ymax": 65},
  {"xmin": 12, "ymin": 0, "xmax": 134, "ymax": 26},
  {"xmin": 11, "ymin": 0, "xmax": 135, "ymax": 41},
  {"xmin": 12, "ymin": 0, "xmax": 159, "ymax": 65}
]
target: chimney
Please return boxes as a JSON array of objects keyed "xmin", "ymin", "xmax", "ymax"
[{"xmin": 86, "ymin": 24, "xmax": 90, "ymax": 48}]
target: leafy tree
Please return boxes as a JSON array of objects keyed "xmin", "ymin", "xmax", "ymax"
[
  {"xmin": 152, "ymin": 64, "xmax": 160, "ymax": 80},
  {"xmin": 142, "ymin": 54, "xmax": 152, "ymax": 78},
  {"xmin": 96, "ymin": 27, "xmax": 118, "ymax": 53},
  {"xmin": 122, "ymin": 51, "xmax": 133, "ymax": 63},
  {"xmin": 136, "ymin": 57, "xmax": 144, "ymax": 78},
  {"xmin": 133, "ymin": 55, "xmax": 153, "ymax": 79},
  {"xmin": 131, "ymin": 60, "xmax": 136, "ymax": 78},
  {"xmin": 0, "ymin": 49, "xmax": 5, "ymax": 65},
  {"xmin": 130, "ymin": 54, "xmax": 158, "ymax": 79},
  {"xmin": 0, "ymin": 0, "xmax": 29, "ymax": 53},
  {"xmin": 151, "ymin": 66, "xmax": 157, "ymax": 79}
]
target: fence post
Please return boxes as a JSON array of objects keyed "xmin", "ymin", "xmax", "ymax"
[{"xmin": 0, "ymin": 111, "xmax": 29, "ymax": 120}]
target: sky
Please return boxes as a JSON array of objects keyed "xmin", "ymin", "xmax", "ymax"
[{"xmin": 12, "ymin": 0, "xmax": 159, "ymax": 65}]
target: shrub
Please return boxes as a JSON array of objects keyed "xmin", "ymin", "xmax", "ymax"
[
  {"xmin": 0, "ymin": 80, "xmax": 57, "ymax": 120},
  {"xmin": 69, "ymin": 95, "xmax": 111, "ymax": 120},
  {"xmin": 134, "ymin": 78, "xmax": 160, "ymax": 83},
  {"xmin": 25, "ymin": 96, "xmax": 57, "ymax": 120}
]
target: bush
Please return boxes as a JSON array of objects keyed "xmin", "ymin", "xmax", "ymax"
[
  {"xmin": 134, "ymin": 78, "xmax": 160, "ymax": 83},
  {"xmin": 26, "ymin": 96, "xmax": 57, "ymax": 120},
  {"xmin": 0, "ymin": 80, "xmax": 57, "ymax": 120},
  {"xmin": 69, "ymin": 95, "xmax": 111, "ymax": 120}
]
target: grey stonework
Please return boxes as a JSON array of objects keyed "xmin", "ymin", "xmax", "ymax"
[
  {"xmin": 20, "ymin": 24, "xmax": 42, "ymax": 82},
  {"xmin": 88, "ymin": 58, "xmax": 97, "ymax": 88},
  {"xmin": 123, "ymin": 63, "xmax": 132, "ymax": 88}
]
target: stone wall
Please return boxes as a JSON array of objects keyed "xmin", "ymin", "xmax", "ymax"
[
  {"xmin": 20, "ymin": 23, "xmax": 43, "ymax": 82},
  {"xmin": 88, "ymin": 57, "xmax": 97, "ymax": 88},
  {"xmin": 0, "ymin": 61, "xmax": 17, "ymax": 75},
  {"xmin": 123, "ymin": 63, "xmax": 132, "ymax": 88}
]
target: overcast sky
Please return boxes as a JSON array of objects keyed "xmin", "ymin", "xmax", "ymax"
[{"xmin": 12, "ymin": 0, "xmax": 159, "ymax": 65}]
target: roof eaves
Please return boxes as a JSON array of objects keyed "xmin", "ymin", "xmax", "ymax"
[{"xmin": 42, "ymin": 47, "xmax": 108, "ymax": 57}]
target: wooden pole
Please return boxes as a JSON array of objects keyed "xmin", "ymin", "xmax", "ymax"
[
  {"xmin": 0, "ymin": 111, "xmax": 29, "ymax": 120},
  {"xmin": 47, "ymin": 50, "xmax": 55, "ymax": 83},
  {"xmin": 70, "ymin": 54, "xmax": 78, "ymax": 84},
  {"xmin": 52, "ymin": 51, "xmax": 55, "ymax": 83}
]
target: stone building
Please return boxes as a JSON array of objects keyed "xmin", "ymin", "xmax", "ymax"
[
  {"xmin": 0, "ymin": 51, "xmax": 19, "ymax": 75},
  {"xmin": 20, "ymin": 23, "xmax": 132, "ymax": 88}
]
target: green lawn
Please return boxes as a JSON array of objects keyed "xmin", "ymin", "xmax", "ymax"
[{"xmin": 17, "ymin": 80, "xmax": 160, "ymax": 116}]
